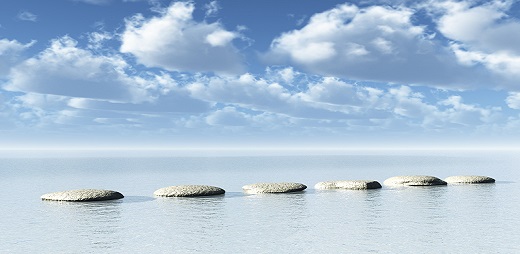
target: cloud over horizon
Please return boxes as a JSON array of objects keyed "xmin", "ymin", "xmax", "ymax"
[{"xmin": 1, "ymin": 0, "xmax": 520, "ymax": 147}]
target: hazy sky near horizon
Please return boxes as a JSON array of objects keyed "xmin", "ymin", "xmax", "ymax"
[{"xmin": 1, "ymin": 0, "xmax": 520, "ymax": 148}]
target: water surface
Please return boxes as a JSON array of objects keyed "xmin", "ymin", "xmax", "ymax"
[{"xmin": 1, "ymin": 150, "xmax": 519, "ymax": 253}]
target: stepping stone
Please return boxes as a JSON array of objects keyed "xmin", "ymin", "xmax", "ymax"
[
  {"xmin": 315, "ymin": 180, "xmax": 382, "ymax": 190},
  {"xmin": 41, "ymin": 189, "xmax": 124, "ymax": 202},
  {"xmin": 383, "ymin": 175, "xmax": 447, "ymax": 186},
  {"xmin": 154, "ymin": 185, "xmax": 225, "ymax": 197},
  {"xmin": 242, "ymin": 182, "xmax": 307, "ymax": 194},
  {"xmin": 445, "ymin": 175, "xmax": 495, "ymax": 184}
]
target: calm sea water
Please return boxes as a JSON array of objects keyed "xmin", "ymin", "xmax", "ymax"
[{"xmin": 1, "ymin": 150, "xmax": 519, "ymax": 253}]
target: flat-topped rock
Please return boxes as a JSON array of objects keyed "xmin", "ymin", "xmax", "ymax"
[
  {"xmin": 315, "ymin": 180, "xmax": 382, "ymax": 190},
  {"xmin": 242, "ymin": 182, "xmax": 307, "ymax": 194},
  {"xmin": 445, "ymin": 175, "xmax": 495, "ymax": 184},
  {"xmin": 384, "ymin": 175, "xmax": 447, "ymax": 186},
  {"xmin": 154, "ymin": 185, "xmax": 225, "ymax": 197},
  {"xmin": 41, "ymin": 189, "xmax": 124, "ymax": 202}
]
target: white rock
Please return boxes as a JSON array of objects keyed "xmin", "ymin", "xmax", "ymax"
[
  {"xmin": 445, "ymin": 175, "xmax": 495, "ymax": 184},
  {"xmin": 384, "ymin": 175, "xmax": 447, "ymax": 186},
  {"xmin": 315, "ymin": 180, "xmax": 382, "ymax": 190},
  {"xmin": 41, "ymin": 189, "xmax": 124, "ymax": 202},
  {"xmin": 242, "ymin": 182, "xmax": 307, "ymax": 194},
  {"xmin": 154, "ymin": 185, "xmax": 225, "ymax": 197}
]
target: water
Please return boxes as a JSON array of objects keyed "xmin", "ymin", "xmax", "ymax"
[{"xmin": 1, "ymin": 150, "xmax": 519, "ymax": 253}]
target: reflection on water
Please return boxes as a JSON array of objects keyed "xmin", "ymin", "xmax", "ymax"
[
  {"xmin": 151, "ymin": 195, "xmax": 227, "ymax": 252},
  {"xmin": 238, "ymin": 191, "xmax": 310, "ymax": 253},
  {"xmin": 41, "ymin": 200, "xmax": 123, "ymax": 252},
  {"xmin": 2, "ymin": 152, "xmax": 520, "ymax": 253},
  {"xmin": 121, "ymin": 196, "xmax": 155, "ymax": 203}
]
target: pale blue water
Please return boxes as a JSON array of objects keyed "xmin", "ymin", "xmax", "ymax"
[{"xmin": 1, "ymin": 150, "xmax": 520, "ymax": 253}]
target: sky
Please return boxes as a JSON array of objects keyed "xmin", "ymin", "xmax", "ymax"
[{"xmin": 1, "ymin": 0, "xmax": 520, "ymax": 149}]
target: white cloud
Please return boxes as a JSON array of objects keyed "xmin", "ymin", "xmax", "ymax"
[
  {"xmin": 189, "ymin": 73, "xmax": 358, "ymax": 120},
  {"xmin": 439, "ymin": 95, "xmax": 501, "ymax": 126},
  {"xmin": 17, "ymin": 11, "xmax": 37, "ymax": 22},
  {"xmin": 87, "ymin": 31, "xmax": 113, "ymax": 50},
  {"xmin": 16, "ymin": 93, "xmax": 71, "ymax": 111},
  {"xmin": 0, "ymin": 38, "xmax": 35, "ymax": 77},
  {"xmin": 2, "ymin": 63, "xmax": 510, "ymax": 138},
  {"xmin": 345, "ymin": 43, "xmax": 369, "ymax": 56},
  {"xmin": 300, "ymin": 77, "xmax": 364, "ymax": 106},
  {"xmin": 204, "ymin": 106, "xmax": 296, "ymax": 129},
  {"xmin": 387, "ymin": 86, "xmax": 436, "ymax": 119},
  {"xmin": 4, "ymin": 36, "xmax": 150, "ymax": 103},
  {"xmin": 206, "ymin": 107, "xmax": 250, "ymax": 126},
  {"xmin": 265, "ymin": 3, "xmax": 491, "ymax": 88},
  {"xmin": 450, "ymin": 42, "xmax": 520, "ymax": 82},
  {"xmin": 506, "ymin": 92, "xmax": 520, "ymax": 109},
  {"xmin": 68, "ymin": 87, "xmax": 211, "ymax": 113},
  {"xmin": 187, "ymin": 70, "xmax": 507, "ymax": 133},
  {"xmin": 189, "ymin": 73, "xmax": 290, "ymax": 110},
  {"xmin": 277, "ymin": 67, "xmax": 297, "ymax": 84},
  {"xmin": 292, "ymin": 42, "xmax": 336, "ymax": 63},
  {"xmin": 120, "ymin": 1, "xmax": 244, "ymax": 74},
  {"xmin": 204, "ymin": 1, "xmax": 221, "ymax": 17},
  {"xmin": 0, "ymin": 39, "xmax": 34, "ymax": 55},
  {"xmin": 434, "ymin": 0, "xmax": 519, "ymax": 54},
  {"xmin": 428, "ymin": 0, "xmax": 520, "ymax": 88},
  {"xmin": 265, "ymin": 2, "xmax": 520, "ymax": 90},
  {"xmin": 372, "ymin": 37, "xmax": 394, "ymax": 54},
  {"xmin": 206, "ymin": 30, "xmax": 237, "ymax": 47}
]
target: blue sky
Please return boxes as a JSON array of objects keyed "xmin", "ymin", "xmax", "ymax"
[{"xmin": 1, "ymin": 0, "xmax": 520, "ymax": 149}]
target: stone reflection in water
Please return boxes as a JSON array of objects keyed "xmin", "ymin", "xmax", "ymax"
[
  {"xmin": 153, "ymin": 195, "xmax": 227, "ymax": 252},
  {"xmin": 42, "ymin": 200, "xmax": 123, "ymax": 251},
  {"xmin": 238, "ymin": 192, "xmax": 310, "ymax": 252}
]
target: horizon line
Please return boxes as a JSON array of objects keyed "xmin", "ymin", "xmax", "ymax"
[{"xmin": 1, "ymin": 145, "xmax": 520, "ymax": 151}]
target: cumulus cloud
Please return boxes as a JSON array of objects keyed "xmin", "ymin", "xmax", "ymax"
[
  {"xmin": 206, "ymin": 30, "xmax": 237, "ymax": 47},
  {"xmin": 120, "ymin": 1, "xmax": 244, "ymax": 74},
  {"xmin": 450, "ymin": 44, "xmax": 520, "ymax": 81},
  {"xmin": 4, "ymin": 36, "xmax": 150, "ymax": 103},
  {"xmin": 426, "ymin": 0, "xmax": 520, "ymax": 88},
  {"xmin": 265, "ymin": 2, "xmax": 510, "ymax": 89},
  {"xmin": 0, "ymin": 38, "xmax": 35, "ymax": 77},
  {"xmin": 434, "ymin": 0, "xmax": 519, "ymax": 53}
]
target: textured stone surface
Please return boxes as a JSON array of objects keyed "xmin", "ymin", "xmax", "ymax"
[
  {"xmin": 154, "ymin": 185, "xmax": 225, "ymax": 197},
  {"xmin": 242, "ymin": 182, "xmax": 307, "ymax": 194},
  {"xmin": 445, "ymin": 175, "xmax": 495, "ymax": 184},
  {"xmin": 384, "ymin": 175, "xmax": 447, "ymax": 186},
  {"xmin": 41, "ymin": 189, "xmax": 124, "ymax": 202},
  {"xmin": 315, "ymin": 180, "xmax": 382, "ymax": 190}
]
